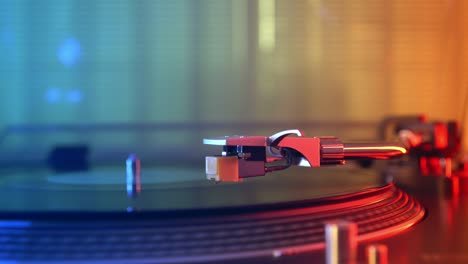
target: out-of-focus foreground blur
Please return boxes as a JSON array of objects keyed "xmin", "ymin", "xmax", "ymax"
[{"xmin": 0, "ymin": 0, "xmax": 467, "ymax": 165}]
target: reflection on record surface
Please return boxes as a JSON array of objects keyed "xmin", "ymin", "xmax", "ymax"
[{"xmin": 0, "ymin": 166, "xmax": 385, "ymax": 211}]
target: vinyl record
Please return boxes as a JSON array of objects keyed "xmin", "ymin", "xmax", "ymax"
[
  {"xmin": 0, "ymin": 166, "xmax": 387, "ymax": 213},
  {"xmin": 0, "ymin": 166, "xmax": 425, "ymax": 263}
]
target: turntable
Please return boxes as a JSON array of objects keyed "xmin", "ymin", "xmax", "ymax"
[
  {"xmin": 1, "ymin": 116, "xmax": 467, "ymax": 264},
  {"xmin": 0, "ymin": 165, "xmax": 424, "ymax": 264}
]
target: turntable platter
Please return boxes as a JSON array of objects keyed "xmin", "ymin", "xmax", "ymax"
[
  {"xmin": 0, "ymin": 166, "xmax": 386, "ymax": 212},
  {"xmin": 0, "ymin": 166, "xmax": 424, "ymax": 263}
]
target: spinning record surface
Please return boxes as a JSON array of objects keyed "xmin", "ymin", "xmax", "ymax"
[
  {"xmin": 0, "ymin": 166, "xmax": 425, "ymax": 263},
  {"xmin": 1, "ymin": 166, "xmax": 387, "ymax": 212}
]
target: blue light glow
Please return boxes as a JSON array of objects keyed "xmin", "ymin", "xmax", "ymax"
[
  {"xmin": 57, "ymin": 37, "xmax": 82, "ymax": 67},
  {"xmin": 66, "ymin": 89, "xmax": 83, "ymax": 103},
  {"xmin": 1, "ymin": 29, "xmax": 13, "ymax": 45},
  {"xmin": 0, "ymin": 221, "xmax": 31, "ymax": 228},
  {"xmin": 44, "ymin": 88, "xmax": 62, "ymax": 103}
]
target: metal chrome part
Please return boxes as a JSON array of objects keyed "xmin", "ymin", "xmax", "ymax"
[
  {"xmin": 366, "ymin": 244, "xmax": 389, "ymax": 264},
  {"xmin": 267, "ymin": 129, "xmax": 304, "ymax": 146},
  {"xmin": 204, "ymin": 129, "xmax": 407, "ymax": 182},
  {"xmin": 126, "ymin": 154, "xmax": 141, "ymax": 197},
  {"xmin": 325, "ymin": 220, "xmax": 358, "ymax": 264}
]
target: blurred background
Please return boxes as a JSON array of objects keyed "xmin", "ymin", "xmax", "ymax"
[{"xmin": 0, "ymin": 0, "xmax": 467, "ymax": 167}]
